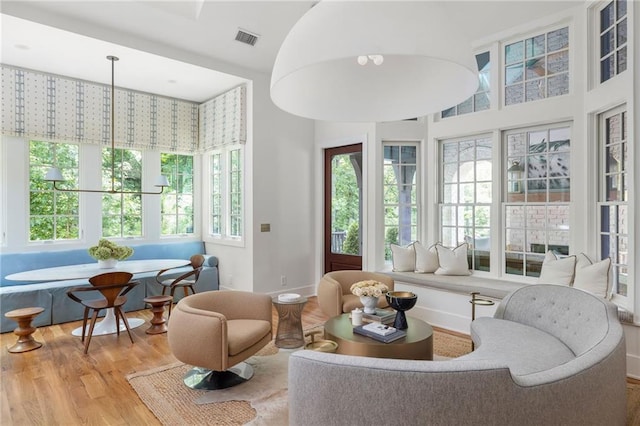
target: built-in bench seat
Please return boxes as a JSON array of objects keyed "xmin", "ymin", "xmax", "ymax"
[
  {"xmin": 379, "ymin": 270, "xmax": 528, "ymax": 334},
  {"xmin": 0, "ymin": 241, "xmax": 219, "ymax": 333},
  {"xmin": 381, "ymin": 270, "xmax": 527, "ymax": 299}
]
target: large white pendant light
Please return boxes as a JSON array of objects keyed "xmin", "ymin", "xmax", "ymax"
[{"xmin": 270, "ymin": 1, "xmax": 479, "ymax": 122}]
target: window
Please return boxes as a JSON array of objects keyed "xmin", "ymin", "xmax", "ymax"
[
  {"xmin": 209, "ymin": 146, "xmax": 243, "ymax": 239},
  {"xmin": 383, "ymin": 144, "xmax": 419, "ymax": 261},
  {"xmin": 160, "ymin": 153, "xmax": 194, "ymax": 235},
  {"xmin": 29, "ymin": 140, "xmax": 80, "ymax": 241},
  {"xmin": 442, "ymin": 52, "xmax": 491, "ymax": 118},
  {"xmin": 599, "ymin": 0, "xmax": 627, "ymax": 83},
  {"xmin": 504, "ymin": 125, "xmax": 571, "ymax": 277},
  {"xmin": 101, "ymin": 147, "xmax": 142, "ymax": 238},
  {"xmin": 599, "ymin": 107, "xmax": 628, "ymax": 297},
  {"xmin": 440, "ymin": 136, "xmax": 492, "ymax": 272},
  {"xmin": 505, "ymin": 27, "xmax": 569, "ymax": 105}
]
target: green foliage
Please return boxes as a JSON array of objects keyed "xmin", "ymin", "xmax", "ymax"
[
  {"xmin": 342, "ymin": 221, "xmax": 360, "ymax": 255},
  {"xmin": 88, "ymin": 239, "xmax": 133, "ymax": 260},
  {"xmin": 331, "ymin": 155, "xmax": 359, "ymax": 233},
  {"xmin": 385, "ymin": 227, "xmax": 399, "ymax": 260}
]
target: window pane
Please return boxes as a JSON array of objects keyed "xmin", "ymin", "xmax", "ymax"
[
  {"xmin": 600, "ymin": 2, "xmax": 615, "ymax": 32},
  {"xmin": 505, "ymin": 41, "xmax": 523, "ymax": 64},
  {"xmin": 547, "ymin": 27, "xmax": 569, "ymax": 52},
  {"xmin": 525, "ymin": 35, "xmax": 545, "ymax": 58}
]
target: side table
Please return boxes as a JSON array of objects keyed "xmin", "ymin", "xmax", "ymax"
[
  {"xmin": 143, "ymin": 295, "xmax": 173, "ymax": 334},
  {"xmin": 469, "ymin": 291, "xmax": 495, "ymax": 350},
  {"xmin": 272, "ymin": 297, "xmax": 308, "ymax": 349},
  {"xmin": 4, "ymin": 307, "xmax": 45, "ymax": 353}
]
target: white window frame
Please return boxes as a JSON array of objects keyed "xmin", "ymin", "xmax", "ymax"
[
  {"xmin": 382, "ymin": 141, "xmax": 420, "ymax": 263},
  {"xmin": 28, "ymin": 140, "xmax": 81, "ymax": 242},
  {"xmin": 101, "ymin": 146, "xmax": 144, "ymax": 238},
  {"xmin": 502, "ymin": 123, "xmax": 572, "ymax": 279},
  {"xmin": 597, "ymin": 105, "xmax": 630, "ymax": 306},
  {"xmin": 503, "ymin": 26, "xmax": 570, "ymax": 106},
  {"xmin": 439, "ymin": 135, "xmax": 493, "ymax": 272},
  {"xmin": 206, "ymin": 144, "xmax": 244, "ymax": 245},
  {"xmin": 160, "ymin": 152, "xmax": 195, "ymax": 237}
]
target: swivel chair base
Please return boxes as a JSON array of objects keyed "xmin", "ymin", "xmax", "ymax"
[{"xmin": 183, "ymin": 362, "xmax": 254, "ymax": 390}]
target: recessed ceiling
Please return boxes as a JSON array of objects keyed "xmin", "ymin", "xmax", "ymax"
[
  {"xmin": 0, "ymin": 14, "xmax": 248, "ymax": 103},
  {"xmin": 0, "ymin": 1, "xmax": 581, "ymax": 102}
]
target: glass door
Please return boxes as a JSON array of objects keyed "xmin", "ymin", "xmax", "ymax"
[{"xmin": 324, "ymin": 144, "xmax": 363, "ymax": 273}]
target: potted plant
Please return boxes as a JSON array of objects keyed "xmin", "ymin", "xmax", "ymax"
[
  {"xmin": 350, "ymin": 280, "xmax": 389, "ymax": 314},
  {"xmin": 88, "ymin": 239, "xmax": 134, "ymax": 268}
]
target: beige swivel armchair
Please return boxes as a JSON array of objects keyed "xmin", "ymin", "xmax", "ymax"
[
  {"xmin": 317, "ymin": 270, "xmax": 394, "ymax": 318},
  {"xmin": 167, "ymin": 290, "xmax": 272, "ymax": 390}
]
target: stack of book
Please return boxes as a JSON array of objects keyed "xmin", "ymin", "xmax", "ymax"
[
  {"xmin": 353, "ymin": 322, "xmax": 407, "ymax": 343},
  {"xmin": 362, "ymin": 308, "xmax": 396, "ymax": 325}
]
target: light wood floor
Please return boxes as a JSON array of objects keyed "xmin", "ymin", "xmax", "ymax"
[{"xmin": 0, "ymin": 297, "xmax": 329, "ymax": 425}]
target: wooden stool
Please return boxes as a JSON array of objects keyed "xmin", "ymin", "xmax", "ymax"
[
  {"xmin": 4, "ymin": 307, "xmax": 45, "ymax": 353},
  {"xmin": 143, "ymin": 295, "xmax": 173, "ymax": 334}
]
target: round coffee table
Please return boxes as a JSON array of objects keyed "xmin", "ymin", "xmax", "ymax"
[{"xmin": 324, "ymin": 313, "xmax": 433, "ymax": 360}]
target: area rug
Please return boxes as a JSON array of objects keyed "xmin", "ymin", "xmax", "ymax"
[{"xmin": 127, "ymin": 327, "xmax": 472, "ymax": 425}]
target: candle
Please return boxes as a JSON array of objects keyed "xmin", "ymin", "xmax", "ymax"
[{"xmin": 351, "ymin": 308, "xmax": 363, "ymax": 326}]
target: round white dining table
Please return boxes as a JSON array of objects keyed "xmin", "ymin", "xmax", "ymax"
[{"xmin": 5, "ymin": 259, "xmax": 189, "ymax": 337}]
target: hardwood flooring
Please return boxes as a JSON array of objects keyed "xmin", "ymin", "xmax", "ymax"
[{"xmin": 0, "ymin": 297, "xmax": 329, "ymax": 425}]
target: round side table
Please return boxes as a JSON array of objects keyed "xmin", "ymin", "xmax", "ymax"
[
  {"xmin": 272, "ymin": 297, "xmax": 308, "ymax": 349},
  {"xmin": 143, "ymin": 295, "xmax": 173, "ymax": 334},
  {"xmin": 4, "ymin": 307, "xmax": 45, "ymax": 353}
]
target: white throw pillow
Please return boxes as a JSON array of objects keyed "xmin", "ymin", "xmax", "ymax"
[
  {"xmin": 414, "ymin": 242, "xmax": 439, "ymax": 273},
  {"xmin": 573, "ymin": 253, "xmax": 611, "ymax": 299},
  {"xmin": 537, "ymin": 251, "xmax": 576, "ymax": 286},
  {"xmin": 434, "ymin": 243, "xmax": 471, "ymax": 276},
  {"xmin": 390, "ymin": 243, "xmax": 415, "ymax": 272}
]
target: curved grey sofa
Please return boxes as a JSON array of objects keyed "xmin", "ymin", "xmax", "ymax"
[{"xmin": 289, "ymin": 285, "xmax": 626, "ymax": 426}]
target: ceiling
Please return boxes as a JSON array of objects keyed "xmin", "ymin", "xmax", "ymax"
[{"xmin": 0, "ymin": 0, "xmax": 581, "ymax": 103}]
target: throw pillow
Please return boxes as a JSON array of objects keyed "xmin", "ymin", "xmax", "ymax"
[
  {"xmin": 573, "ymin": 253, "xmax": 611, "ymax": 299},
  {"xmin": 390, "ymin": 243, "xmax": 415, "ymax": 272},
  {"xmin": 434, "ymin": 243, "xmax": 471, "ymax": 276},
  {"xmin": 414, "ymin": 242, "xmax": 439, "ymax": 273},
  {"xmin": 537, "ymin": 251, "xmax": 576, "ymax": 286}
]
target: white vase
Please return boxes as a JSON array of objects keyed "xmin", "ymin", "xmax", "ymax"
[
  {"xmin": 359, "ymin": 296, "xmax": 378, "ymax": 314},
  {"xmin": 98, "ymin": 259, "xmax": 118, "ymax": 269}
]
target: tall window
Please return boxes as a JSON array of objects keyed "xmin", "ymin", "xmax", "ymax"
[
  {"xmin": 211, "ymin": 152, "xmax": 222, "ymax": 235},
  {"xmin": 599, "ymin": 0, "xmax": 627, "ymax": 83},
  {"xmin": 229, "ymin": 148, "xmax": 242, "ymax": 237},
  {"xmin": 505, "ymin": 27, "xmax": 569, "ymax": 105},
  {"xmin": 209, "ymin": 146, "xmax": 243, "ymax": 239},
  {"xmin": 101, "ymin": 147, "xmax": 142, "ymax": 238},
  {"xmin": 29, "ymin": 140, "xmax": 80, "ymax": 241},
  {"xmin": 442, "ymin": 52, "xmax": 490, "ymax": 118},
  {"xmin": 440, "ymin": 136, "xmax": 492, "ymax": 272},
  {"xmin": 383, "ymin": 144, "xmax": 419, "ymax": 261},
  {"xmin": 599, "ymin": 107, "xmax": 628, "ymax": 297},
  {"xmin": 160, "ymin": 153, "xmax": 194, "ymax": 235},
  {"xmin": 504, "ymin": 125, "xmax": 571, "ymax": 277}
]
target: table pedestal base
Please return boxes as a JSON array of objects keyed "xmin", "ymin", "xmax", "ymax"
[{"xmin": 72, "ymin": 309, "xmax": 144, "ymax": 337}]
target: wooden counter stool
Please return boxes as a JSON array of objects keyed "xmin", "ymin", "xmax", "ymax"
[
  {"xmin": 143, "ymin": 295, "xmax": 173, "ymax": 334},
  {"xmin": 4, "ymin": 307, "xmax": 45, "ymax": 353}
]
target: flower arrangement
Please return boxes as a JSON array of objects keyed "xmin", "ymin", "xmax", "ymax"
[
  {"xmin": 350, "ymin": 280, "xmax": 389, "ymax": 298},
  {"xmin": 88, "ymin": 239, "xmax": 134, "ymax": 261}
]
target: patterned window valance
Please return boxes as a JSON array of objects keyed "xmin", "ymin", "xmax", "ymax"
[
  {"xmin": 1, "ymin": 65, "xmax": 199, "ymax": 152},
  {"xmin": 199, "ymin": 85, "xmax": 246, "ymax": 149}
]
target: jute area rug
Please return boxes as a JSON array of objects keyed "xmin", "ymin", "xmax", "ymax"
[{"xmin": 126, "ymin": 327, "xmax": 640, "ymax": 426}]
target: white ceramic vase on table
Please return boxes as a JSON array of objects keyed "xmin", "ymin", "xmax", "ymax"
[
  {"xmin": 98, "ymin": 259, "xmax": 118, "ymax": 269},
  {"xmin": 360, "ymin": 296, "xmax": 378, "ymax": 314}
]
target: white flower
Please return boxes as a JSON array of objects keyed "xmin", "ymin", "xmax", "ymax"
[{"xmin": 350, "ymin": 280, "xmax": 389, "ymax": 298}]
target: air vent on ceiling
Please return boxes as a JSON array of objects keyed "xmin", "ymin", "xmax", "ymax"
[{"xmin": 235, "ymin": 29, "xmax": 259, "ymax": 46}]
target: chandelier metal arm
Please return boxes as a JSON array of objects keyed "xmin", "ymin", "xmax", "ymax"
[{"xmin": 52, "ymin": 181, "xmax": 165, "ymax": 195}]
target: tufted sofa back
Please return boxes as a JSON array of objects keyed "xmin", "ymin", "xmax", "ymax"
[{"xmin": 494, "ymin": 284, "xmax": 619, "ymax": 356}]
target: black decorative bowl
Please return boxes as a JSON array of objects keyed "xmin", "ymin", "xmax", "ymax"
[{"xmin": 385, "ymin": 291, "xmax": 417, "ymax": 330}]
